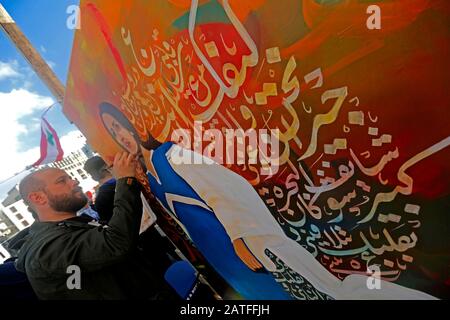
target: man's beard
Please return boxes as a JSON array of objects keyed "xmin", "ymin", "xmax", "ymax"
[{"xmin": 45, "ymin": 188, "xmax": 88, "ymax": 213}]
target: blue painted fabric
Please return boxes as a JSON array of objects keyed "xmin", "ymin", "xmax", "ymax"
[{"xmin": 147, "ymin": 142, "xmax": 292, "ymax": 300}]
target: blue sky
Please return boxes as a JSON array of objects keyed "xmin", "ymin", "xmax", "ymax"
[{"xmin": 0, "ymin": 0, "xmax": 84, "ymax": 194}]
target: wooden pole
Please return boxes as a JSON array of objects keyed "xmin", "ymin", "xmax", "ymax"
[{"xmin": 0, "ymin": 3, "xmax": 65, "ymax": 103}]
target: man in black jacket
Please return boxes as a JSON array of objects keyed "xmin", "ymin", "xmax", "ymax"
[
  {"xmin": 83, "ymin": 156, "xmax": 116, "ymax": 222},
  {"xmin": 15, "ymin": 152, "xmax": 178, "ymax": 300},
  {"xmin": 83, "ymin": 155, "xmax": 177, "ymax": 275}
]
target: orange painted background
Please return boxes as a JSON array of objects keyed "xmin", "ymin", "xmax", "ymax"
[{"xmin": 64, "ymin": 0, "xmax": 450, "ymax": 298}]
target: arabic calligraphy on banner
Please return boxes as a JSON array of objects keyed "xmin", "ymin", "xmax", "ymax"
[{"xmin": 64, "ymin": 0, "xmax": 450, "ymax": 298}]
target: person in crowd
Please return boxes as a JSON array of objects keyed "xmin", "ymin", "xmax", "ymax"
[
  {"xmin": 84, "ymin": 154, "xmax": 178, "ymax": 276},
  {"xmin": 15, "ymin": 151, "xmax": 178, "ymax": 300},
  {"xmin": 83, "ymin": 156, "xmax": 116, "ymax": 222}
]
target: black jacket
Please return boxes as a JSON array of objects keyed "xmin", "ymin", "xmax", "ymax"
[
  {"xmin": 15, "ymin": 177, "xmax": 177, "ymax": 300},
  {"xmin": 94, "ymin": 179, "xmax": 116, "ymax": 222}
]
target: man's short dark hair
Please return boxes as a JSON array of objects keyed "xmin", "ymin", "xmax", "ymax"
[{"xmin": 84, "ymin": 156, "xmax": 109, "ymax": 182}]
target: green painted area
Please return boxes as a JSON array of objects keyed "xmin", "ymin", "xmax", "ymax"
[
  {"xmin": 315, "ymin": 0, "xmax": 386, "ymax": 4},
  {"xmin": 314, "ymin": 0, "xmax": 343, "ymax": 4},
  {"xmin": 172, "ymin": 0, "xmax": 230, "ymax": 30}
]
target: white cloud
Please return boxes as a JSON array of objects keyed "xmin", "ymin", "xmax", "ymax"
[
  {"xmin": 0, "ymin": 60, "xmax": 20, "ymax": 80},
  {"xmin": 23, "ymin": 80, "xmax": 34, "ymax": 90},
  {"xmin": 0, "ymin": 88, "xmax": 54, "ymax": 181},
  {"xmin": 0, "ymin": 129, "xmax": 87, "ymax": 199},
  {"xmin": 40, "ymin": 45, "xmax": 47, "ymax": 53},
  {"xmin": 0, "ymin": 61, "xmax": 91, "ymax": 200},
  {"xmin": 0, "ymin": 55, "xmax": 92, "ymax": 200},
  {"xmin": 59, "ymin": 130, "xmax": 87, "ymax": 154}
]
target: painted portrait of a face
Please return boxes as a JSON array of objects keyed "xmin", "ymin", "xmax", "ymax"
[{"xmin": 101, "ymin": 112, "xmax": 140, "ymax": 154}]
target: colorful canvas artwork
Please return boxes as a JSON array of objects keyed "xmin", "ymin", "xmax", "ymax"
[{"xmin": 64, "ymin": 0, "xmax": 450, "ymax": 299}]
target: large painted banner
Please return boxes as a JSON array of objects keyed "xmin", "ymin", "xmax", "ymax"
[{"xmin": 64, "ymin": 0, "xmax": 450, "ymax": 299}]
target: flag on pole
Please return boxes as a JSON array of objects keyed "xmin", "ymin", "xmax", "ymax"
[{"xmin": 32, "ymin": 117, "xmax": 64, "ymax": 167}]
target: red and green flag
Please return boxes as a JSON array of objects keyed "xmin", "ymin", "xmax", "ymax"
[{"xmin": 32, "ymin": 117, "xmax": 64, "ymax": 167}]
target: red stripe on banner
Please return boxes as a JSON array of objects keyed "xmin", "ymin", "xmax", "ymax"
[
  {"xmin": 42, "ymin": 117, "xmax": 64, "ymax": 161},
  {"xmin": 86, "ymin": 2, "xmax": 127, "ymax": 81},
  {"xmin": 32, "ymin": 120, "xmax": 49, "ymax": 167}
]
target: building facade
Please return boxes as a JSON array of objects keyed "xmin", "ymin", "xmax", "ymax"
[
  {"xmin": 0, "ymin": 243, "xmax": 10, "ymax": 264},
  {"xmin": 0, "ymin": 205, "xmax": 20, "ymax": 238},
  {"xmin": 1, "ymin": 191, "xmax": 33, "ymax": 232},
  {"xmin": 0, "ymin": 209, "xmax": 18, "ymax": 263},
  {"xmin": 47, "ymin": 146, "xmax": 97, "ymax": 193}
]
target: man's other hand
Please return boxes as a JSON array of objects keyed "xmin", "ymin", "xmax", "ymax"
[{"xmin": 111, "ymin": 152, "xmax": 137, "ymax": 179}]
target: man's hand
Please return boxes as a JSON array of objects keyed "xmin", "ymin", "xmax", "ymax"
[
  {"xmin": 232, "ymin": 238, "xmax": 264, "ymax": 272},
  {"xmin": 111, "ymin": 152, "xmax": 138, "ymax": 179}
]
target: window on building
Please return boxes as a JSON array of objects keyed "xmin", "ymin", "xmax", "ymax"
[
  {"xmin": 10, "ymin": 206, "xmax": 17, "ymax": 213},
  {"xmin": 22, "ymin": 221, "xmax": 30, "ymax": 227},
  {"xmin": 81, "ymin": 174, "xmax": 87, "ymax": 180},
  {"xmin": 16, "ymin": 213, "xmax": 24, "ymax": 220}
]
